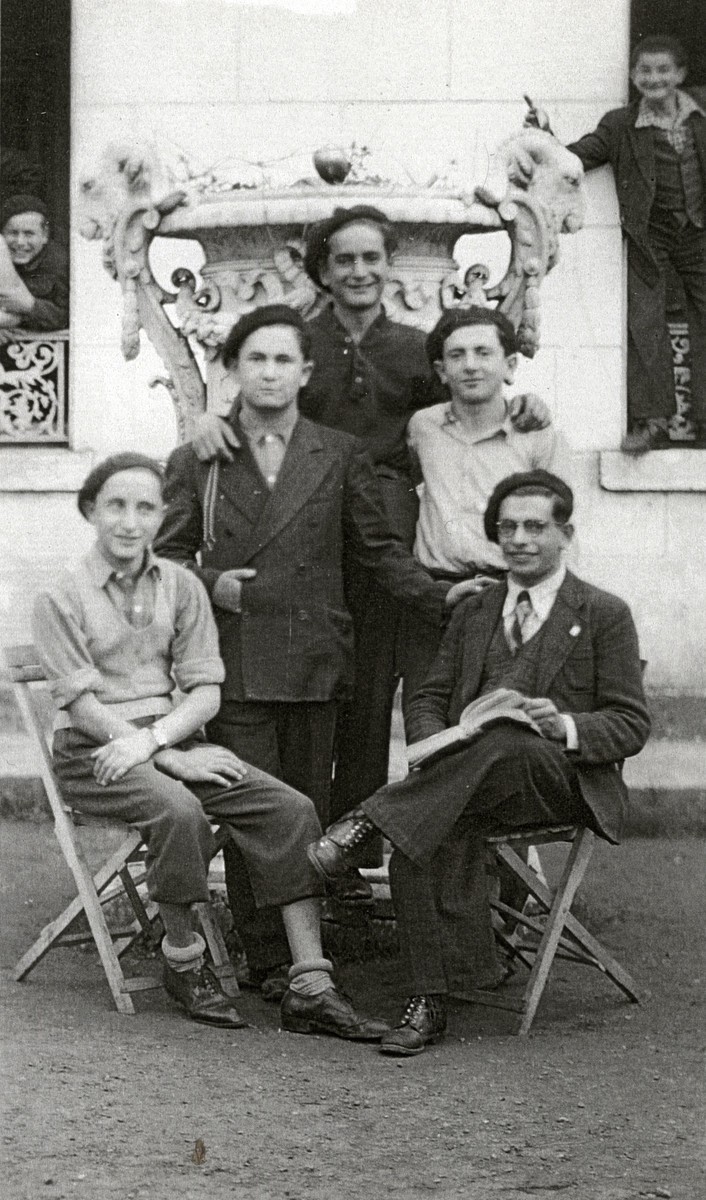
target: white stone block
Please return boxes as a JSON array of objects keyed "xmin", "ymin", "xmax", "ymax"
[
  {"xmin": 554, "ymin": 348, "xmax": 624, "ymax": 449},
  {"xmin": 541, "ymin": 229, "xmax": 623, "ymax": 350},
  {"xmin": 237, "ymin": 0, "xmax": 450, "ymax": 102},
  {"xmin": 449, "ymin": 0, "xmax": 629, "ymax": 102},
  {"xmin": 73, "ymin": 0, "xmax": 244, "ymax": 107}
]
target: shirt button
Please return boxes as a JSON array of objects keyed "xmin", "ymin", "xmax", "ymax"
[
  {"xmin": 264, "ymin": 434, "xmax": 276, "ymax": 443},
  {"xmin": 344, "ymin": 336, "xmax": 352, "ymax": 344},
  {"xmin": 266, "ymin": 474, "xmax": 277, "ymax": 484},
  {"xmin": 354, "ymin": 376, "xmax": 363, "ymax": 384},
  {"xmin": 298, "ymin": 610, "xmax": 309, "ymax": 621}
]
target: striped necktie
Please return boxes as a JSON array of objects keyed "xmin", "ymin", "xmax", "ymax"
[{"xmin": 507, "ymin": 590, "xmax": 532, "ymax": 655}]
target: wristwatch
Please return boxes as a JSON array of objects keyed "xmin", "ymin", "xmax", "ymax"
[{"xmin": 148, "ymin": 724, "xmax": 170, "ymax": 754}]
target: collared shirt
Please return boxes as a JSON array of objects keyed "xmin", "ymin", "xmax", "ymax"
[
  {"xmin": 32, "ymin": 545, "xmax": 224, "ymax": 727},
  {"xmin": 502, "ymin": 564, "xmax": 578, "ymax": 749},
  {"xmin": 635, "ymin": 89, "xmax": 706, "ymax": 152},
  {"xmin": 503, "ymin": 564, "xmax": 567, "ymax": 642},
  {"xmin": 408, "ymin": 402, "xmax": 570, "ymax": 573},
  {"xmin": 299, "ymin": 303, "xmax": 437, "ymax": 470},
  {"xmin": 239, "ymin": 405, "xmax": 298, "ymax": 489}
]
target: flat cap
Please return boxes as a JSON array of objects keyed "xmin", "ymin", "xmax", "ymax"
[
  {"xmin": 1, "ymin": 193, "xmax": 49, "ymax": 227},
  {"xmin": 221, "ymin": 304, "xmax": 308, "ymax": 369},
  {"xmin": 77, "ymin": 452, "xmax": 164, "ymax": 519},
  {"xmin": 484, "ymin": 469, "xmax": 574, "ymax": 543}
]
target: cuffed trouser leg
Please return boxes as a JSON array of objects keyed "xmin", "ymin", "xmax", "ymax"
[
  {"xmin": 53, "ymin": 731, "xmax": 216, "ymax": 906},
  {"xmin": 390, "ymin": 835, "xmax": 500, "ymax": 996},
  {"xmin": 207, "ymin": 703, "xmax": 334, "ymax": 973}
]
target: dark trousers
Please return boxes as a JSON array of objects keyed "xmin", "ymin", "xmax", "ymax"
[
  {"xmin": 207, "ymin": 700, "xmax": 336, "ymax": 975},
  {"xmin": 53, "ymin": 730, "xmax": 323, "ymax": 912},
  {"xmin": 363, "ymin": 725, "xmax": 591, "ymax": 995},
  {"xmin": 628, "ymin": 221, "xmax": 706, "ymax": 427}
]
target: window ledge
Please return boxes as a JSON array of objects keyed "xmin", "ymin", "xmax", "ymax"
[
  {"xmin": 0, "ymin": 447, "xmax": 93, "ymax": 492},
  {"xmin": 600, "ymin": 449, "xmax": 706, "ymax": 492}
]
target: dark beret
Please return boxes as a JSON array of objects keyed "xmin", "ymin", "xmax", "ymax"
[
  {"xmin": 483, "ymin": 470, "xmax": 574, "ymax": 543},
  {"xmin": 426, "ymin": 306, "xmax": 518, "ymax": 365},
  {"xmin": 1, "ymin": 193, "xmax": 49, "ymax": 227},
  {"xmin": 221, "ymin": 304, "xmax": 308, "ymax": 369},
  {"xmin": 303, "ymin": 204, "xmax": 395, "ymax": 288},
  {"xmin": 78, "ymin": 452, "xmax": 164, "ymax": 519}
]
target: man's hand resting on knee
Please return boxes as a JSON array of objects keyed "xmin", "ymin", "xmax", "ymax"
[{"xmin": 156, "ymin": 744, "xmax": 248, "ymax": 787}]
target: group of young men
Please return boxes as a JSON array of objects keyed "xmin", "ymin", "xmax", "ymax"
[{"xmin": 33, "ymin": 77, "xmax": 656, "ymax": 1053}]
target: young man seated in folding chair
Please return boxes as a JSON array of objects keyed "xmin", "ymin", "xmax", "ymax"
[
  {"xmin": 308, "ymin": 470, "xmax": 651, "ymax": 1055},
  {"xmin": 31, "ymin": 451, "xmax": 389, "ymax": 1042}
]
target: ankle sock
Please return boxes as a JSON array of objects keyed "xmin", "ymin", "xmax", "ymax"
[
  {"xmin": 287, "ymin": 958, "xmax": 335, "ymax": 997},
  {"xmin": 162, "ymin": 932, "xmax": 206, "ymax": 973}
]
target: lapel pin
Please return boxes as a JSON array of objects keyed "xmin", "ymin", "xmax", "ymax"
[{"xmin": 569, "ymin": 624, "xmax": 581, "ymax": 637}]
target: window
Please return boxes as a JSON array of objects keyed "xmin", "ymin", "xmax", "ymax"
[{"xmin": 0, "ymin": 0, "xmax": 70, "ymax": 443}]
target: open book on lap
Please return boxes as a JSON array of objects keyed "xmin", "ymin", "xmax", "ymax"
[{"xmin": 407, "ymin": 688, "xmax": 543, "ymax": 771}]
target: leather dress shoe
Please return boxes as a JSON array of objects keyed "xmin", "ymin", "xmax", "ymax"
[
  {"xmin": 379, "ymin": 994, "xmax": 447, "ymax": 1056},
  {"xmin": 307, "ymin": 809, "xmax": 376, "ymax": 882},
  {"xmin": 164, "ymin": 961, "xmax": 248, "ymax": 1028},
  {"xmin": 280, "ymin": 985, "xmax": 390, "ymax": 1041},
  {"xmin": 329, "ymin": 867, "xmax": 374, "ymax": 904}
]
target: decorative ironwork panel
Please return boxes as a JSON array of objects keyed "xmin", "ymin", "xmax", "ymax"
[{"xmin": 0, "ymin": 333, "xmax": 69, "ymax": 443}]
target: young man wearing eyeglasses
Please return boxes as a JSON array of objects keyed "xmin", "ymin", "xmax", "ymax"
[
  {"xmin": 307, "ymin": 470, "xmax": 650, "ymax": 1055},
  {"xmin": 400, "ymin": 306, "xmax": 571, "ymax": 711}
]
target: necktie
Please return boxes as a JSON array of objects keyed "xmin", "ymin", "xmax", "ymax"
[{"xmin": 507, "ymin": 590, "xmax": 532, "ymax": 655}]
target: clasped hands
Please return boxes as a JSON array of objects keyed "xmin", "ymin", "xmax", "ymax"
[
  {"xmin": 517, "ymin": 696, "xmax": 567, "ymax": 742},
  {"xmin": 91, "ymin": 732, "xmax": 248, "ymax": 787}
]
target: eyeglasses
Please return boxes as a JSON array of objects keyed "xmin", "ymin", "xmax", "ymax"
[{"xmin": 496, "ymin": 519, "xmax": 563, "ymax": 539}]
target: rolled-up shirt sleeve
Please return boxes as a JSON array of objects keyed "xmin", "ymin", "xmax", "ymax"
[
  {"xmin": 171, "ymin": 568, "xmax": 225, "ymax": 691},
  {"xmin": 32, "ymin": 589, "xmax": 103, "ymax": 708}
]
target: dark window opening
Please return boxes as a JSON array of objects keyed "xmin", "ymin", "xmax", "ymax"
[
  {"xmin": 0, "ymin": 0, "xmax": 70, "ymax": 444},
  {"xmin": 629, "ymin": 0, "xmax": 706, "ymax": 445}
]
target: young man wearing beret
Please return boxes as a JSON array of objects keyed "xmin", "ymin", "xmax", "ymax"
[
  {"xmin": 308, "ymin": 470, "xmax": 650, "ymax": 1054},
  {"xmin": 0, "ymin": 193, "xmax": 68, "ymax": 340},
  {"xmin": 155, "ymin": 303, "xmax": 478, "ymax": 997}
]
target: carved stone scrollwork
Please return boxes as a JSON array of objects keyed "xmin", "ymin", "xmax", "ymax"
[
  {"xmin": 81, "ymin": 130, "xmax": 585, "ymax": 439},
  {"xmin": 0, "ymin": 334, "xmax": 68, "ymax": 442},
  {"xmin": 79, "ymin": 144, "xmax": 208, "ymax": 439}
]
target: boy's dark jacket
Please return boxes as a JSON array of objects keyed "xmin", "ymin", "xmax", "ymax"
[
  {"xmin": 155, "ymin": 415, "xmax": 447, "ymax": 704},
  {"xmin": 568, "ymin": 87, "xmax": 706, "ymax": 285}
]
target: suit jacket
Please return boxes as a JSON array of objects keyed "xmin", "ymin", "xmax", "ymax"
[
  {"xmin": 568, "ymin": 88, "xmax": 706, "ymax": 286},
  {"xmin": 155, "ymin": 415, "xmax": 447, "ymax": 704},
  {"xmin": 405, "ymin": 571, "xmax": 651, "ymax": 843}
]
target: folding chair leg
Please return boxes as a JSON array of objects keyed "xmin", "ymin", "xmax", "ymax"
[
  {"xmin": 193, "ymin": 902, "xmax": 239, "ymax": 997},
  {"xmin": 51, "ymin": 817, "xmax": 137, "ymax": 1014},
  {"xmin": 14, "ymin": 829, "xmax": 143, "ymax": 982},
  {"xmin": 496, "ymin": 837, "xmax": 641, "ymax": 1011},
  {"xmin": 517, "ymin": 828, "xmax": 595, "ymax": 1034}
]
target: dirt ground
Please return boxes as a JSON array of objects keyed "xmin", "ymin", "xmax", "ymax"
[{"xmin": 1, "ymin": 822, "xmax": 704, "ymax": 1200}]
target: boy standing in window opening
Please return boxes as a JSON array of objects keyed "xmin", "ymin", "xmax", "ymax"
[
  {"xmin": 0, "ymin": 194, "xmax": 69, "ymax": 339},
  {"xmin": 32, "ymin": 452, "xmax": 389, "ymax": 1042},
  {"xmin": 531, "ymin": 36, "xmax": 706, "ymax": 452}
]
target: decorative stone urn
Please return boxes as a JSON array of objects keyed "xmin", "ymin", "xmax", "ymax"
[{"xmin": 80, "ymin": 132, "xmax": 585, "ymax": 441}]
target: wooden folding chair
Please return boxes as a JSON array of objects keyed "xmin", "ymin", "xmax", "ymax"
[
  {"xmin": 454, "ymin": 823, "xmax": 640, "ymax": 1034},
  {"xmin": 5, "ymin": 643, "xmax": 238, "ymax": 1015}
]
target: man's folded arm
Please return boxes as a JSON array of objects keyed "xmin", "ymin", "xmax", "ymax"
[
  {"xmin": 343, "ymin": 447, "xmax": 448, "ymax": 622},
  {"xmin": 155, "ymin": 447, "xmax": 222, "ymax": 596},
  {"xmin": 404, "ymin": 602, "xmax": 469, "ymax": 744},
  {"xmin": 569, "ymin": 603, "xmax": 651, "ymax": 764}
]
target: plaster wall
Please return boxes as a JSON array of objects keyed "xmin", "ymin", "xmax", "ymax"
[{"xmin": 2, "ymin": 0, "xmax": 704, "ymax": 703}]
